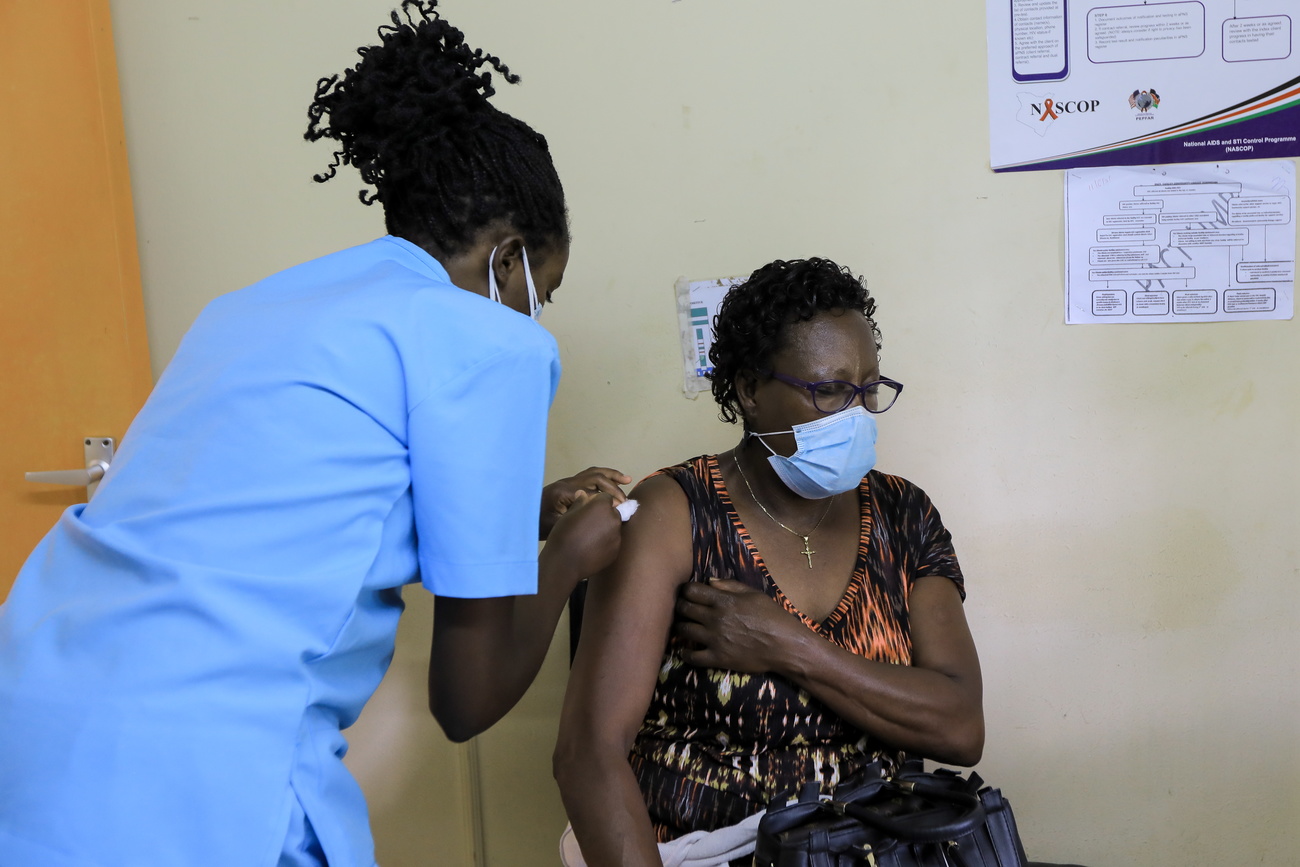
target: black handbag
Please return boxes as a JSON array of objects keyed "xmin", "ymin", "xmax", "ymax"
[{"xmin": 754, "ymin": 759, "xmax": 1028, "ymax": 867}]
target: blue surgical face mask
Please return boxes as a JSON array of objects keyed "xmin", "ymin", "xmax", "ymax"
[
  {"xmin": 747, "ymin": 406, "xmax": 878, "ymax": 499},
  {"xmin": 487, "ymin": 245, "xmax": 543, "ymax": 321}
]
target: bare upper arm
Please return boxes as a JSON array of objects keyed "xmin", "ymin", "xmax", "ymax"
[
  {"xmin": 559, "ymin": 473, "xmax": 694, "ymax": 754},
  {"xmin": 908, "ymin": 574, "xmax": 982, "ymax": 696}
]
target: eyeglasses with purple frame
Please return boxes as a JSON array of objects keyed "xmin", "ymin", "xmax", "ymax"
[{"xmin": 760, "ymin": 370, "xmax": 904, "ymax": 414}]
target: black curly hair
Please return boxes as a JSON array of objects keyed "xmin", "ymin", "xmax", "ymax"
[
  {"xmin": 707, "ymin": 258, "xmax": 881, "ymax": 425},
  {"xmin": 304, "ymin": 0, "xmax": 569, "ymax": 257}
]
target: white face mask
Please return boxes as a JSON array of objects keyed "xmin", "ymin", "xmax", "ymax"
[{"xmin": 487, "ymin": 245, "xmax": 543, "ymax": 321}]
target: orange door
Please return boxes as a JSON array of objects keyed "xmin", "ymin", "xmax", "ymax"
[{"xmin": 0, "ymin": 0, "xmax": 153, "ymax": 596}]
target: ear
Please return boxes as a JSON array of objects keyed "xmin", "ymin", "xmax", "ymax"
[
  {"xmin": 489, "ymin": 234, "xmax": 528, "ymax": 289},
  {"xmin": 735, "ymin": 369, "xmax": 762, "ymax": 422}
]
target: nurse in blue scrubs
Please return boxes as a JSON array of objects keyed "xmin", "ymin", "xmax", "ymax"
[{"xmin": 0, "ymin": 3, "xmax": 627, "ymax": 865}]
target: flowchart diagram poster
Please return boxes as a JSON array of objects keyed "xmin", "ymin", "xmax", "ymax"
[
  {"xmin": 988, "ymin": 0, "xmax": 1300, "ymax": 172},
  {"xmin": 1064, "ymin": 160, "xmax": 1295, "ymax": 323}
]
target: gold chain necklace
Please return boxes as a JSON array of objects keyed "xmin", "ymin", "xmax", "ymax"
[{"xmin": 733, "ymin": 453, "xmax": 835, "ymax": 568}]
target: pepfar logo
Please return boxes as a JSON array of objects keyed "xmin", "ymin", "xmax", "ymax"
[
  {"xmin": 1016, "ymin": 93, "xmax": 1101, "ymax": 136},
  {"xmin": 1128, "ymin": 88, "xmax": 1161, "ymax": 119}
]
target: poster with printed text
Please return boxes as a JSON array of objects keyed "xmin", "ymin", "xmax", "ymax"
[
  {"xmin": 1064, "ymin": 160, "xmax": 1295, "ymax": 322},
  {"xmin": 675, "ymin": 275, "xmax": 743, "ymax": 395},
  {"xmin": 987, "ymin": 0, "xmax": 1300, "ymax": 171}
]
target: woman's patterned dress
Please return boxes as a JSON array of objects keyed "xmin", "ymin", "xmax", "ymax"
[{"xmin": 630, "ymin": 455, "xmax": 965, "ymax": 841}]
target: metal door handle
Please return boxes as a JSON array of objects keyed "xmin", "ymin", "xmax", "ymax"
[
  {"xmin": 25, "ymin": 462, "xmax": 109, "ymax": 486},
  {"xmin": 25, "ymin": 438, "xmax": 115, "ymax": 499}
]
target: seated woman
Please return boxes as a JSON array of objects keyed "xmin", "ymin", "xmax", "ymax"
[{"xmin": 554, "ymin": 257, "xmax": 983, "ymax": 867}]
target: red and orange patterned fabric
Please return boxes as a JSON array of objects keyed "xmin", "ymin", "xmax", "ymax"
[{"xmin": 630, "ymin": 455, "xmax": 965, "ymax": 841}]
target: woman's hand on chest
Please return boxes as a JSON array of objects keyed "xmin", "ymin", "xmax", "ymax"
[{"xmin": 673, "ymin": 578, "xmax": 815, "ymax": 676}]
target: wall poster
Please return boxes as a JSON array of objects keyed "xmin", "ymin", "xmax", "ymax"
[
  {"xmin": 988, "ymin": 0, "xmax": 1300, "ymax": 172},
  {"xmin": 675, "ymin": 275, "xmax": 743, "ymax": 395},
  {"xmin": 1064, "ymin": 159, "xmax": 1295, "ymax": 322}
]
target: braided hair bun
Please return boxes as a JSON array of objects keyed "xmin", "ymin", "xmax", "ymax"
[{"xmin": 305, "ymin": 0, "xmax": 568, "ymax": 256}]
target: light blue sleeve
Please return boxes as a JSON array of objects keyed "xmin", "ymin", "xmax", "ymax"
[{"xmin": 408, "ymin": 337, "xmax": 559, "ymax": 598}]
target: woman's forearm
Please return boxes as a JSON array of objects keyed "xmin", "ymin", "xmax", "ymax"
[
  {"xmin": 676, "ymin": 576, "xmax": 983, "ymax": 766},
  {"xmin": 774, "ymin": 628, "xmax": 983, "ymax": 765},
  {"xmin": 554, "ymin": 745, "xmax": 663, "ymax": 867}
]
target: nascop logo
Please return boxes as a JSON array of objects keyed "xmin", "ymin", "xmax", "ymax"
[{"xmin": 1017, "ymin": 92, "xmax": 1101, "ymax": 136}]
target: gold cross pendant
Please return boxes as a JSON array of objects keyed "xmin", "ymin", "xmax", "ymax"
[{"xmin": 799, "ymin": 536, "xmax": 815, "ymax": 568}]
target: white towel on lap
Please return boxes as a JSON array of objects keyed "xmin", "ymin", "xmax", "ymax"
[{"xmin": 559, "ymin": 812, "xmax": 764, "ymax": 867}]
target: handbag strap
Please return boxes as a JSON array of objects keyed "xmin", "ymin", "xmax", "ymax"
[
  {"xmin": 839, "ymin": 778, "xmax": 986, "ymax": 843},
  {"xmin": 759, "ymin": 772, "xmax": 892, "ymax": 838}
]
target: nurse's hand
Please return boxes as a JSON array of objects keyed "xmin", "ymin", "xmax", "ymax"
[
  {"xmin": 543, "ymin": 491, "xmax": 625, "ymax": 581},
  {"xmin": 540, "ymin": 467, "xmax": 631, "ymax": 540}
]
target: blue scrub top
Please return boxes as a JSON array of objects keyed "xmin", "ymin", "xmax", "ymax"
[{"xmin": 0, "ymin": 236, "xmax": 560, "ymax": 867}]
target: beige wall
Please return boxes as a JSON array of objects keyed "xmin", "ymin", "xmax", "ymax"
[{"xmin": 110, "ymin": 1, "xmax": 1299, "ymax": 865}]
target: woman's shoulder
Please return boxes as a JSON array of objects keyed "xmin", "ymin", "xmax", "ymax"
[
  {"xmin": 865, "ymin": 469, "xmax": 948, "ymax": 520},
  {"xmin": 623, "ymin": 454, "xmax": 728, "ymax": 523},
  {"xmin": 866, "ymin": 468, "xmax": 935, "ymax": 499},
  {"xmin": 644, "ymin": 454, "xmax": 712, "ymax": 482},
  {"xmin": 640, "ymin": 454, "xmax": 726, "ymax": 502}
]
